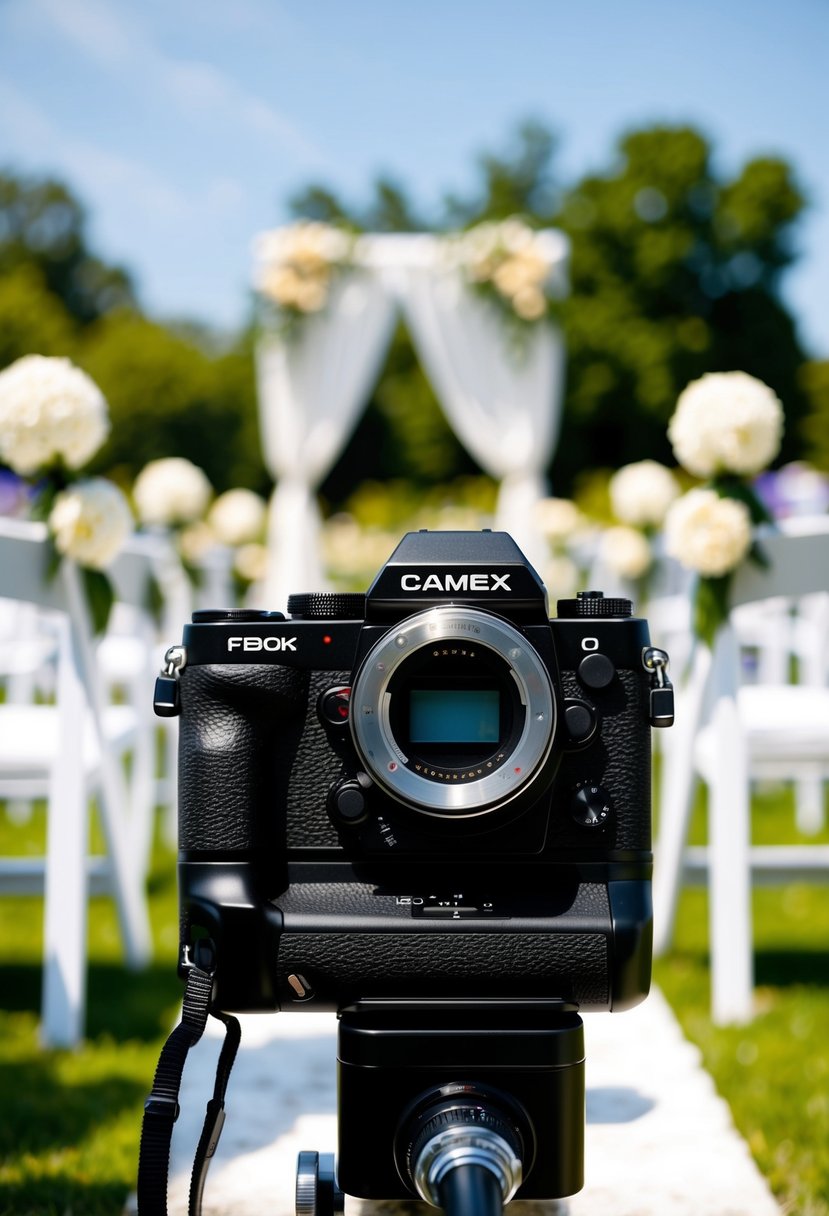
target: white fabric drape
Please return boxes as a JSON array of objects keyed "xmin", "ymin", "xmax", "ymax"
[
  {"xmin": 397, "ymin": 258, "xmax": 566, "ymax": 572},
  {"xmin": 256, "ymin": 270, "xmax": 397, "ymax": 608}
]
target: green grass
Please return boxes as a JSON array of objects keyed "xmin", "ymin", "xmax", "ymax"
[
  {"xmin": 0, "ymin": 806, "xmax": 182, "ymax": 1216},
  {"xmin": 655, "ymin": 782, "xmax": 829, "ymax": 1216},
  {"xmin": 1, "ymin": 786, "xmax": 828, "ymax": 1214}
]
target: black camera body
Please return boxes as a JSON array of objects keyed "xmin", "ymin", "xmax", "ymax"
[{"xmin": 173, "ymin": 530, "xmax": 661, "ymax": 1018}]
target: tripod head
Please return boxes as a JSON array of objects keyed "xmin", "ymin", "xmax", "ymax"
[{"xmin": 296, "ymin": 1003, "xmax": 585, "ymax": 1214}]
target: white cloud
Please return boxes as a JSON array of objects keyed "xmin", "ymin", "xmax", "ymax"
[
  {"xmin": 0, "ymin": 76, "xmax": 55, "ymax": 148},
  {"xmin": 33, "ymin": 0, "xmax": 134, "ymax": 66},
  {"xmin": 21, "ymin": 0, "xmax": 325, "ymax": 167},
  {"xmin": 0, "ymin": 74, "xmax": 190, "ymax": 221}
]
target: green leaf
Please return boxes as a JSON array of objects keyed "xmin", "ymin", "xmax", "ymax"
[
  {"xmin": 144, "ymin": 571, "xmax": 166, "ymax": 627},
  {"xmin": 693, "ymin": 573, "xmax": 733, "ymax": 647},
  {"xmin": 81, "ymin": 567, "xmax": 115, "ymax": 636},
  {"xmin": 710, "ymin": 474, "xmax": 774, "ymax": 525}
]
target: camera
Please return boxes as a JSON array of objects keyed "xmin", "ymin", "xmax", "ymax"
[
  {"xmin": 168, "ymin": 529, "xmax": 670, "ymax": 1018},
  {"xmin": 155, "ymin": 529, "xmax": 673, "ymax": 1206}
]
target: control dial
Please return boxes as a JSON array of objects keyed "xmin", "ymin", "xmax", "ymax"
[
  {"xmin": 557, "ymin": 590, "xmax": 632, "ymax": 619},
  {"xmin": 288, "ymin": 593, "xmax": 365, "ymax": 620}
]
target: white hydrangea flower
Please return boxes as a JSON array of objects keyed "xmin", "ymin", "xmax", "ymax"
[
  {"xmin": 208, "ymin": 488, "xmax": 267, "ymax": 547},
  {"xmin": 133, "ymin": 458, "xmax": 213, "ymax": 528},
  {"xmin": 0, "ymin": 354, "xmax": 110, "ymax": 476},
  {"xmin": 48, "ymin": 478, "xmax": 133, "ymax": 570},
  {"xmin": 668, "ymin": 371, "xmax": 784, "ymax": 478},
  {"xmin": 535, "ymin": 497, "xmax": 584, "ymax": 543},
  {"xmin": 234, "ymin": 542, "xmax": 269, "ymax": 584},
  {"xmin": 178, "ymin": 521, "xmax": 217, "ymax": 564},
  {"xmin": 542, "ymin": 555, "xmax": 581, "ymax": 599},
  {"xmin": 609, "ymin": 460, "xmax": 681, "ymax": 528},
  {"xmin": 664, "ymin": 488, "xmax": 752, "ymax": 577},
  {"xmin": 598, "ymin": 526, "xmax": 653, "ymax": 580}
]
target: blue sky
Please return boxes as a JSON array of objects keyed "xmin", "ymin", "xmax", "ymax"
[{"xmin": 1, "ymin": 0, "xmax": 827, "ymax": 355}]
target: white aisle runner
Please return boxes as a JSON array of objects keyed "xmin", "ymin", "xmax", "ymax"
[{"xmin": 142, "ymin": 988, "xmax": 779, "ymax": 1216}]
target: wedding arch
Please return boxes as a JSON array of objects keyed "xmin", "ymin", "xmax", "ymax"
[{"xmin": 254, "ymin": 227, "xmax": 570, "ymax": 608}]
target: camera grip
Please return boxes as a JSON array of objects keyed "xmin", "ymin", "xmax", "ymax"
[{"xmin": 178, "ymin": 663, "xmax": 310, "ymax": 853}]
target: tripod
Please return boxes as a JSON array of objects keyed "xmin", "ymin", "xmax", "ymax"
[{"xmin": 296, "ymin": 1002, "xmax": 585, "ymax": 1216}]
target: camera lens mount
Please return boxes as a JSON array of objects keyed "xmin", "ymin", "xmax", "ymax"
[{"xmin": 350, "ymin": 607, "xmax": 556, "ymax": 817}]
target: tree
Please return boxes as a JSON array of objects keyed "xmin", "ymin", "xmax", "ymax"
[
  {"xmin": 0, "ymin": 264, "xmax": 77, "ymax": 367},
  {"xmin": 286, "ymin": 121, "xmax": 810, "ymax": 500},
  {"xmin": 80, "ymin": 312, "xmax": 266, "ymax": 493},
  {"xmin": 553, "ymin": 128, "xmax": 808, "ymax": 489},
  {"xmin": 0, "ymin": 171, "xmax": 136, "ymax": 326},
  {"xmin": 0, "ymin": 169, "xmax": 266, "ymax": 497},
  {"xmin": 800, "ymin": 360, "xmax": 829, "ymax": 471}
]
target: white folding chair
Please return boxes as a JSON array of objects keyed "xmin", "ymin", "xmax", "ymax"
[
  {"xmin": 0, "ymin": 518, "xmax": 155, "ymax": 1046},
  {"xmin": 102, "ymin": 530, "xmax": 191, "ymax": 854},
  {"xmin": 653, "ymin": 517, "xmax": 829, "ymax": 1024}
]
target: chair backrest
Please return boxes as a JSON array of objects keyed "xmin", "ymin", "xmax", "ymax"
[
  {"xmin": 730, "ymin": 517, "xmax": 829, "ymax": 609},
  {"xmin": 0, "ymin": 516, "xmax": 185, "ymax": 624},
  {"xmin": 0, "ymin": 518, "xmax": 68, "ymax": 613}
]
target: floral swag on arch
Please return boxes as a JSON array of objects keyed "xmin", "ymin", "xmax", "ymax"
[{"xmin": 252, "ymin": 219, "xmax": 569, "ymax": 609}]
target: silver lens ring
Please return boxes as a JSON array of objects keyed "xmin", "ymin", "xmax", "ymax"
[{"xmin": 350, "ymin": 606, "xmax": 555, "ymax": 816}]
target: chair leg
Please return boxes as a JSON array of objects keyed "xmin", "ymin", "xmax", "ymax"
[
  {"xmin": 709, "ymin": 648, "xmax": 754, "ymax": 1025},
  {"xmin": 794, "ymin": 769, "xmax": 826, "ymax": 835},
  {"xmin": 61, "ymin": 562, "xmax": 153, "ymax": 970},
  {"xmin": 95, "ymin": 749, "xmax": 153, "ymax": 969},
  {"xmin": 653, "ymin": 645, "xmax": 711, "ymax": 956},
  {"xmin": 41, "ymin": 632, "xmax": 89, "ymax": 1048}
]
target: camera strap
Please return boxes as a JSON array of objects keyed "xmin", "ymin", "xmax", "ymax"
[{"xmin": 137, "ymin": 962, "xmax": 241, "ymax": 1216}]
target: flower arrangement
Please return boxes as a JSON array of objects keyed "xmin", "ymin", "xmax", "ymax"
[
  {"xmin": 132, "ymin": 469, "xmax": 269, "ymax": 602},
  {"xmin": 0, "ymin": 354, "xmax": 110, "ymax": 476},
  {"xmin": 602, "ymin": 460, "xmax": 682, "ymax": 598},
  {"xmin": 208, "ymin": 488, "xmax": 267, "ymax": 548},
  {"xmin": 597, "ymin": 524, "xmax": 654, "ymax": 582},
  {"xmin": 133, "ymin": 456, "xmax": 213, "ymax": 529},
  {"xmin": 609, "ymin": 459, "xmax": 681, "ymax": 530},
  {"xmin": 452, "ymin": 218, "xmax": 554, "ymax": 326},
  {"xmin": 253, "ymin": 221, "xmax": 353, "ymax": 338},
  {"xmin": 208, "ymin": 488, "xmax": 269, "ymax": 599},
  {"xmin": 49, "ymin": 479, "xmax": 134, "ymax": 570},
  {"xmin": 663, "ymin": 371, "xmax": 784, "ymax": 644},
  {"xmin": 0, "ymin": 354, "xmax": 133, "ymax": 631},
  {"xmin": 534, "ymin": 496, "xmax": 588, "ymax": 600}
]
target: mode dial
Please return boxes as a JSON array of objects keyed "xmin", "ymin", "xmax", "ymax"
[
  {"xmin": 557, "ymin": 590, "xmax": 632, "ymax": 619},
  {"xmin": 570, "ymin": 782, "xmax": 614, "ymax": 829},
  {"xmin": 287, "ymin": 592, "xmax": 366, "ymax": 620}
]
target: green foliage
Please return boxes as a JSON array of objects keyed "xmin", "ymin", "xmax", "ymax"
[
  {"xmin": 800, "ymin": 359, "xmax": 829, "ymax": 470},
  {"xmin": 0, "ymin": 264, "xmax": 77, "ymax": 366},
  {"xmin": 79, "ymin": 312, "xmax": 267, "ymax": 494},
  {"xmin": 290, "ymin": 120, "xmax": 810, "ymax": 500},
  {"xmin": 0, "ymin": 171, "xmax": 266, "ymax": 500},
  {"xmin": 0, "ymin": 171, "xmax": 135, "ymax": 325},
  {"xmin": 554, "ymin": 126, "xmax": 808, "ymax": 489},
  {"xmin": 0, "ymin": 120, "xmax": 816, "ymax": 508}
]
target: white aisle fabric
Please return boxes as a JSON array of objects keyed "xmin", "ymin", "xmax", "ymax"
[
  {"xmin": 398, "ymin": 255, "xmax": 566, "ymax": 574},
  {"xmin": 256, "ymin": 271, "xmax": 398, "ymax": 610}
]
